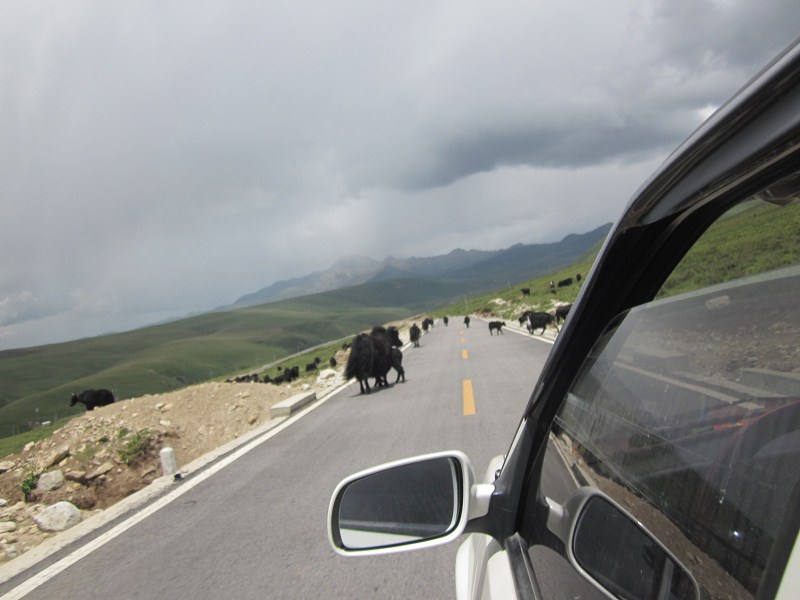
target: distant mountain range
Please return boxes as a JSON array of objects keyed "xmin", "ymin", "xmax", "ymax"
[{"xmin": 228, "ymin": 223, "xmax": 612, "ymax": 309}]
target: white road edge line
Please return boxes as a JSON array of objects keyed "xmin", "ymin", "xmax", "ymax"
[{"xmin": 1, "ymin": 381, "xmax": 351, "ymax": 600}]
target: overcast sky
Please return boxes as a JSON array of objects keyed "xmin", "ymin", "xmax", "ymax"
[{"xmin": 1, "ymin": 1, "xmax": 798, "ymax": 350}]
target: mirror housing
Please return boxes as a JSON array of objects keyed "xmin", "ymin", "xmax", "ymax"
[
  {"xmin": 547, "ymin": 488, "xmax": 700, "ymax": 600},
  {"xmin": 328, "ymin": 451, "xmax": 491, "ymax": 556}
]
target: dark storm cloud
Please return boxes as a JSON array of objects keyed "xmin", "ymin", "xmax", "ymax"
[{"xmin": 1, "ymin": 0, "xmax": 799, "ymax": 349}]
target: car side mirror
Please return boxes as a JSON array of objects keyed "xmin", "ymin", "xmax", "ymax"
[
  {"xmin": 547, "ymin": 488, "xmax": 699, "ymax": 600},
  {"xmin": 328, "ymin": 451, "xmax": 490, "ymax": 556}
]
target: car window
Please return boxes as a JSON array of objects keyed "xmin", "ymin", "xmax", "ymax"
[{"xmin": 534, "ymin": 174, "xmax": 800, "ymax": 599}]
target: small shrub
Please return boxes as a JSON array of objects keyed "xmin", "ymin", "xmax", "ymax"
[
  {"xmin": 118, "ymin": 429, "xmax": 151, "ymax": 466},
  {"xmin": 20, "ymin": 470, "xmax": 40, "ymax": 501}
]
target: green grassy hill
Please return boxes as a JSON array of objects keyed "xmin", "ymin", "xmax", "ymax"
[{"xmin": 0, "ymin": 277, "xmax": 455, "ymax": 438}]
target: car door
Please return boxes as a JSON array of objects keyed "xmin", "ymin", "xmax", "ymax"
[{"xmin": 497, "ymin": 37, "xmax": 800, "ymax": 600}]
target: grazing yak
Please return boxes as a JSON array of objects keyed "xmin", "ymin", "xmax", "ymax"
[
  {"xmin": 409, "ymin": 323, "xmax": 421, "ymax": 347},
  {"xmin": 70, "ymin": 389, "xmax": 115, "ymax": 411},
  {"xmin": 345, "ymin": 326, "xmax": 405, "ymax": 394},
  {"xmin": 272, "ymin": 366, "xmax": 300, "ymax": 385},
  {"xmin": 521, "ymin": 288, "xmax": 531, "ymax": 296},
  {"xmin": 489, "ymin": 321, "xmax": 506, "ymax": 335},
  {"xmin": 557, "ymin": 278, "xmax": 573, "ymax": 288}
]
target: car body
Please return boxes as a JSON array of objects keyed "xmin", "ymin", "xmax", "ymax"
[{"xmin": 328, "ymin": 35, "xmax": 800, "ymax": 600}]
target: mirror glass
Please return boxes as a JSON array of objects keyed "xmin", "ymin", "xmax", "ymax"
[
  {"xmin": 336, "ymin": 456, "xmax": 462, "ymax": 550},
  {"xmin": 574, "ymin": 496, "xmax": 698, "ymax": 600}
]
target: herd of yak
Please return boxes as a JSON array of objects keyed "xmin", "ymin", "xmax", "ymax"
[{"xmin": 69, "ymin": 298, "xmax": 574, "ymax": 408}]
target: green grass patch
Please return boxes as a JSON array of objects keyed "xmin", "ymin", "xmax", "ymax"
[
  {"xmin": 659, "ymin": 200, "xmax": 800, "ymax": 297},
  {"xmin": 0, "ymin": 417, "xmax": 73, "ymax": 458},
  {"xmin": 118, "ymin": 429, "xmax": 152, "ymax": 466}
]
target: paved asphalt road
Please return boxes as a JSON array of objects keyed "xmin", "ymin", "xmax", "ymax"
[{"xmin": 2, "ymin": 319, "xmax": 556, "ymax": 599}]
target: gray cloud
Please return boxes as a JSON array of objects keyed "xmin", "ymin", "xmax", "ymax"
[{"xmin": 1, "ymin": 0, "xmax": 798, "ymax": 349}]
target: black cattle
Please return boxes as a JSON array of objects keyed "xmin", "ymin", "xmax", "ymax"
[
  {"xmin": 576, "ymin": 273, "xmax": 582, "ymax": 282},
  {"xmin": 70, "ymin": 389, "xmax": 115, "ymax": 411},
  {"xmin": 555, "ymin": 303, "xmax": 572, "ymax": 324},
  {"xmin": 346, "ymin": 333, "xmax": 380, "ymax": 394},
  {"xmin": 329, "ymin": 357, "xmax": 337, "ymax": 368},
  {"xmin": 345, "ymin": 326, "xmax": 405, "ymax": 394},
  {"xmin": 422, "ymin": 317, "xmax": 434, "ymax": 331},
  {"xmin": 463, "ymin": 316, "xmax": 471, "ymax": 328},
  {"xmin": 409, "ymin": 323, "xmax": 421, "ymax": 347},
  {"xmin": 489, "ymin": 321, "xmax": 506, "ymax": 335},
  {"xmin": 521, "ymin": 288, "xmax": 531, "ymax": 296},
  {"xmin": 306, "ymin": 362, "xmax": 318, "ymax": 372},
  {"xmin": 272, "ymin": 366, "xmax": 299, "ymax": 385},
  {"xmin": 375, "ymin": 326, "xmax": 405, "ymax": 385},
  {"xmin": 526, "ymin": 311, "xmax": 553, "ymax": 334},
  {"xmin": 557, "ymin": 278, "xmax": 573, "ymax": 288},
  {"xmin": 443, "ymin": 316, "xmax": 449, "ymax": 326}
]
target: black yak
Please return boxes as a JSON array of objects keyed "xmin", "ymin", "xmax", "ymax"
[
  {"xmin": 70, "ymin": 389, "xmax": 115, "ymax": 411},
  {"xmin": 345, "ymin": 326, "xmax": 405, "ymax": 394},
  {"xmin": 489, "ymin": 321, "xmax": 506, "ymax": 335},
  {"xmin": 555, "ymin": 303, "xmax": 572, "ymax": 324},
  {"xmin": 463, "ymin": 316, "xmax": 471, "ymax": 328},
  {"xmin": 526, "ymin": 312, "xmax": 553, "ymax": 334},
  {"xmin": 409, "ymin": 323, "xmax": 421, "ymax": 347}
]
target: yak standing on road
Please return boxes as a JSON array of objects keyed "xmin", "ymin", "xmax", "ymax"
[
  {"xmin": 409, "ymin": 323, "xmax": 421, "ymax": 347},
  {"xmin": 526, "ymin": 312, "xmax": 554, "ymax": 335},
  {"xmin": 489, "ymin": 321, "xmax": 506, "ymax": 335},
  {"xmin": 345, "ymin": 326, "xmax": 405, "ymax": 394},
  {"xmin": 70, "ymin": 389, "xmax": 115, "ymax": 411}
]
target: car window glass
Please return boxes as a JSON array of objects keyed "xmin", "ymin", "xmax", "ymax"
[{"xmin": 534, "ymin": 175, "xmax": 800, "ymax": 599}]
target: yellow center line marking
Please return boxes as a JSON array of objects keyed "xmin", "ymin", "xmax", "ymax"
[
  {"xmin": 462, "ymin": 349, "xmax": 469, "ymax": 360},
  {"xmin": 463, "ymin": 379, "xmax": 476, "ymax": 416}
]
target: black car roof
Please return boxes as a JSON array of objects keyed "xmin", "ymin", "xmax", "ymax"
[{"xmin": 620, "ymin": 33, "xmax": 800, "ymax": 230}]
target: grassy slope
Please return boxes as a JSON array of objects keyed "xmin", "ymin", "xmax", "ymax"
[{"xmin": 0, "ymin": 278, "xmax": 454, "ymax": 437}]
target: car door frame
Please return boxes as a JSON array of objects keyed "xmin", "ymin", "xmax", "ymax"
[{"xmin": 463, "ymin": 34, "xmax": 800, "ymax": 599}]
